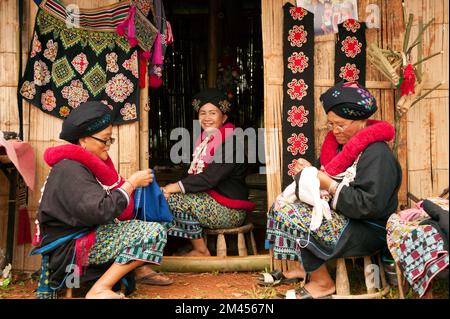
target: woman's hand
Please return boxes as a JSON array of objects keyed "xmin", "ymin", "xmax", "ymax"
[
  {"xmin": 161, "ymin": 187, "xmax": 171, "ymax": 200},
  {"xmin": 293, "ymin": 158, "xmax": 312, "ymax": 176},
  {"xmin": 129, "ymin": 169, "xmax": 154, "ymax": 188},
  {"xmin": 161, "ymin": 182, "xmax": 182, "ymax": 200}
]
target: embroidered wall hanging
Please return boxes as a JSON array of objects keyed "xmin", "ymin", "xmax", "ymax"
[
  {"xmin": 19, "ymin": 8, "xmax": 140, "ymax": 125},
  {"xmin": 334, "ymin": 19, "xmax": 367, "ymax": 85},
  {"xmin": 282, "ymin": 3, "xmax": 315, "ymax": 189}
]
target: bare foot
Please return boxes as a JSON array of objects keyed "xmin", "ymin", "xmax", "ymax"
[
  {"xmin": 185, "ymin": 249, "xmax": 211, "ymax": 257},
  {"xmin": 302, "ymin": 280, "xmax": 335, "ymax": 298},
  {"xmin": 283, "ymin": 269, "xmax": 306, "ymax": 280},
  {"xmin": 85, "ymin": 288, "xmax": 126, "ymax": 299}
]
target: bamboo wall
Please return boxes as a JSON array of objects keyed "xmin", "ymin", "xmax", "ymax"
[
  {"xmin": 262, "ymin": 0, "xmax": 448, "ymax": 207},
  {"xmin": 0, "ymin": 0, "xmax": 142, "ymax": 272},
  {"xmin": 404, "ymin": 0, "xmax": 449, "ymax": 201}
]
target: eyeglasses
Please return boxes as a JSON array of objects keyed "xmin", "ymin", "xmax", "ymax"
[
  {"xmin": 90, "ymin": 135, "xmax": 115, "ymax": 146},
  {"xmin": 326, "ymin": 121, "xmax": 354, "ymax": 132}
]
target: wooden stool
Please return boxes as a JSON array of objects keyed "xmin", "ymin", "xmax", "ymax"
[
  {"xmin": 204, "ymin": 223, "xmax": 257, "ymax": 257},
  {"xmin": 333, "ymin": 252, "xmax": 390, "ymax": 299}
]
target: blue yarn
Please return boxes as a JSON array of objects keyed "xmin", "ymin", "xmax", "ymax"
[{"xmin": 134, "ymin": 174, "xmax": 173, "ymax": 223}]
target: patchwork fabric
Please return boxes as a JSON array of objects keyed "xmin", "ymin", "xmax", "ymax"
[
  {"xmin": 282, "ymin": 4, "xmax": 315, "ymax": 189},
  {"xmin": 19, "ymin": 9, "xmax": 140, "ymax": 125},
  {"xmin": 36, "ymin": 255, "xmax": 58, "ymax": 299},
  {"xmin": 266, "ymin": 202, "xmax": 348, "ymax": 261},
  {"xmin": 167, "ymin": 192, "xmax": 246, "ymax": 239},
  {"xmin": 335, "ymin": 19, "xmax": 367, "ymax": 85},
  {"xmin": 88, "ymin": 220, "xmax": 168, "ymax": 265},
  {"xmin": 387, "ymin": 213, "xmax": 449, "ymax": 297}
]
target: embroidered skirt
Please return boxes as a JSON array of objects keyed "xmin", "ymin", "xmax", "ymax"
[
  {"xmin": 167, "ymin": 193, "xmax": 246, "ymax": 239},
  {"xmin": 88, "ymin": 220, "xmax": 167, "ymax": 265},
  {"xmin": 266, "ymin": 201, "xmax": 349, "ymax": 270},
  {"xmin": 386, "ymin": 213, "xmax": 449, "ymax": 297}
]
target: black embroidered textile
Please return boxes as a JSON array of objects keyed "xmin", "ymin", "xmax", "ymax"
[
  {"xmin": 334, "ymin": 19, "xmax": 367, "ymax": 86},
  {"xmin": 282, "ymin": 3, "xmax": 315, "ymax": 189}
]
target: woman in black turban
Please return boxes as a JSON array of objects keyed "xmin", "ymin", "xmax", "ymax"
[
  {"xmin": 262, "ymin": 82, "xmax": 402, "ymax": 299},
  {"xmin": 161, "ymin": 89, "xmax": 255, "ymax": 256},
  {"xmin": 31, "ymin": 101, "xmax": 172, "ymax": 299}
]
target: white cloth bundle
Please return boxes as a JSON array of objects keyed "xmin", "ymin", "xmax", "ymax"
[{"xmin": 275, "ymin": 167, "xmax": 332, "ymax": 230}]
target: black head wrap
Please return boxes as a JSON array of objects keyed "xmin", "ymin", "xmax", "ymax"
[
  {"xmin": 59, "ymin": 101, "xmax": 113, "ymax": 144},
  {"xmin": 320, "ymin": 81, "xmax": 377, "ymax": 120},
  {"xmin": 191, "ymin": 88, "xmax": 232, "ymax": 114}
]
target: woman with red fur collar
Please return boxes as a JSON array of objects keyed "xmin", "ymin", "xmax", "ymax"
[
  {"xmin": 31, "ymin": 101, "xmax": 171, "ymax": 299},
  {"xmin": 261, "ymin": 81, "xmax": 402, "ymax": 299},
  {"xmin": 160, "ymin": 89, "xmax": 255, "ymax": 257}
]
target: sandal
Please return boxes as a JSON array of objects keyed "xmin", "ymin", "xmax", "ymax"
[
  {"xmin": 278, "ymin": 287, "xmax": 333, "ymax": 299},
  {"xmin": 257, "ymin": 270, "xmax": 302, "ymax": 287},
  {"xmin": 136, "ymin": 271, "xmax": 174, "ymax": 286}
]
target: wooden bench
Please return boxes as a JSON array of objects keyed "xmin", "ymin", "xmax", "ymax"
[
  {"xmin": 204, "ymin": 223, "xmax": 258, "ymax": 257},
  {"xmin": 333, "ymin": 252, "xmax": 390, "ymax": 299}
]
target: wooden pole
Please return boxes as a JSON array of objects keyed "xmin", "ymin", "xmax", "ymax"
[
  {"xmin": 139, "ymin": 63, "xmax": 149, "ymax": 170},
  {"xmin": 151, "ymin": 255, "xmax": 271, "ymax": 273},
  {"xmin": 207, "ymin": 0, "xmax": 218, "ymax": 88}
]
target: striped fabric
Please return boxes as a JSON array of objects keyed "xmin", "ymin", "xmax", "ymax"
[
  {"xmin": 38, "ymin": 0, "xmax": 130, "ymax": 31},
  {"xmin": 88, "ymin": 220, "xmax": 168, "ymax": 265}
]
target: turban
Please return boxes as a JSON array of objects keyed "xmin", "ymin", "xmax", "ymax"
[
  {"xmin": 320, "ymin": 81, "xmax": 377, "ymax": 120},
  {"xmin": 191, "ymin": 88, "xmax": 232, "ymax": 114},
  {"xmin": 59, "ymin": 101, "xmax": 113, "ymax": 143}
]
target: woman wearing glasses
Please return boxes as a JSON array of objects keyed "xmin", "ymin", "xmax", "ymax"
[
  {"xmin": 261, "ymin": 81, "xmax": 402, "ymax": 299},
  {"xmin": 31, "ymin": 101, "xmax": 170, "ymax": 299}
]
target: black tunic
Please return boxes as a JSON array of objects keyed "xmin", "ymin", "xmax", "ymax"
[
  {"xmin": 301, "ymin": 141, "xmax": 402, "ymax": 272},
  {"xmin": 180, "ymin": 135, "xmax": 250, "ymax": 200},
  {"xmin": 32, "ymin": 159, "xmax": 128, "ymax": 286}
]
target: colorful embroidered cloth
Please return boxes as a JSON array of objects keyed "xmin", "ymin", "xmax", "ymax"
[
  {"xmin": 282, "ymin": 4, "xmax": 315, "ymax": 189},
  {"xmin": 335, "ymin": 19, "xmax": 366, "ymax": 85},
  {"xmin": 387, "ymin": 212, "xmax": 449, "ymax": 297},
  {"xmin": 19, "ymin": 8, "xmax": 140, "ymax": 125}
]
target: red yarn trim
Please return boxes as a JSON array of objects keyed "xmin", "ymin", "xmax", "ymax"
[{"xmin": 320, "ymin": 120, "xmax": 395, "ymax": 175}]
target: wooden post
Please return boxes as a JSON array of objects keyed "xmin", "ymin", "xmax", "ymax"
[
  {"xmin": 377, "ymin": 253, "xmax": 388, "ymax": 290},
  {"xmin": 237, "ymin": 232, "xmax": 248, "ymax": 256},
  {"xmin": 395, "ymin": 263, "xmax": 405, "ymax": 299},
  {"xmin": 250, "ymin": 231, "xmax": 257, "ymax": 255},
  {"xmin": 139, "ymin": 68, "xmax": 149, "ymax": 170},
  {"xmin": 216, "ymin": 233, "xmax": 227, "ymax": 256},
  {"xmin": 364, "ymin": 256, "xmax": 377, "ymax": 294},
  {"xmin": 207, "ymin": 0, "xmax": 218, "ymax": 88},
  {"xmin": 65, "ymin": 288, "xmax": 73, "ymax": 299},
  {"xmin": 335, "ymin": 258, "xmax": 350, "ymax": 296}
]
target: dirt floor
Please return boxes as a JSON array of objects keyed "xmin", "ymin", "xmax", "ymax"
[{"xmin": 0, "ymin": 270, "xmax": 448, "ymax": 299}]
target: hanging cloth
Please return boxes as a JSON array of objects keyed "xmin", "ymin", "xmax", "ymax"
[
  {"xmin": 282, "ymin": 3, "xmax": 315, "ymax": 189},
  {"xmin": 334, "ymin": 19, "xmax": 367, "ymax": 85},
  {"xmin": 19, "ymin": 3, "xmax": 142, "ymax": 125},
  {"xmin": 148, "ymin": 0, "xmax": 173, "ymax": 88}
]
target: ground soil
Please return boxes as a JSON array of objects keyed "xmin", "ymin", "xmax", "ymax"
[{"xmin": 0, "ymin": 270, "xmax": 448, "ymax": 299}]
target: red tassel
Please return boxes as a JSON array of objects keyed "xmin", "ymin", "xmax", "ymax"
[
  {"xmin": 75, "ymin": 232, "xmax": 96, "ymax": 276},
  {"xmin": 116, "ymin": 25, "xmax": 126, "ymax": 36},
  {"xmin": 149, "ymin": 74, "xmax": 163, "ymax": 88},
  {"xmin": 128, "ymin": 37, "xmax": 138, "ymax": 47},
  {"xmin": 400, "ymin": 64, "xmax": 416, "ymax": 96},
  {"xmin": 151, "ymin": 33, "xmax": 163, "ymax": 65},
  {"xmin": 143, "ymin": 51, "xmax": 151, "ymax": 60},
  {"xmin": 17, "ymin": 208, "xmax": 32, "ymax": 245},
  {"xmin": 139, "ymin": 51, "xmax": 148, "ymax": 88}
]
